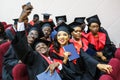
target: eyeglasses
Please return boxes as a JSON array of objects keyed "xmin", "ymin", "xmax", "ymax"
[{"xmin": 28, "ymin": 32, "xmax": 38, "ymax": 38}]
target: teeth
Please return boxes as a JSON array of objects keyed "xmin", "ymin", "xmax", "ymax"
[
  {"xmin": 40, "ymin": 48, "xmax": 45, "ymax": 50},
  {"xmin": 60, "ymin": 40, "xmax": 64, "ymax": 42}
]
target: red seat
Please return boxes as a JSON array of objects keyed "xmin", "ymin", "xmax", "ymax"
[
  {"xmin": 12, "ymin": 63, "xmax": 29, "ymax": 80},
  {"xmin": 99, "ymin": 48, "xmax": 120, "ymax": 80}
]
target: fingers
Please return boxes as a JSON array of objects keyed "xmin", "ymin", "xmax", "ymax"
[
  {"xmin": 101, "ymin": 56, "xmax": 107, "ymax": 61},
  {"xmin": 64, "ymin": 52, "xmax": 71, "ymax": 56},
  {"xmin": 46, "ymin": 64, "xmax": 56, "ymax": 75},
  {"xmin": 102, "ymin": 65, "xmax": 113, "ymax": 74},
  {"xmin": 106, "ymin": 65, "xmax": 112, "ymax": 74},
  {"xmin": 97, "ymin": 64, "xmax": 113, "ymax": 74},
  {"xmin": 19, "ymin": 4, "xmax": 33, "ymax": 22}
]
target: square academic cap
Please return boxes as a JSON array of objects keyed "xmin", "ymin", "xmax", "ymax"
[
  {"xmin": 32, "ymin": 38, "xmax": 51, "ymax": 50},
  {"xmin": 40, "ymin": 21, "xmax": 55, "ymax": 31},
  {"xmin": 55, "ymin": 22, "xmax": 74, "ymax": 34},
  {"xmin": 55, "ymin": 15, "xmax": 67, "ymax": 23},
  {"xmin": 42, "ymin": 13, "xmax": 51, "ymax": 19},
  {"xmin": 13, "ymin": 18, "xmax": 18, "ymax": 25},
  {"xmin": 86, "ymin": 15, "xmax": 101, "ymax": 26},
  {"xmin": 74, "ymin": 17, "xmax": 85, "ymax": 24},
  {"xmin": 69, "ymin": 22, "xmax": 82, "ymax": 29}
]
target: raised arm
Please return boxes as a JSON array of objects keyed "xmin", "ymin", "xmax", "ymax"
[{"xmin": 11, "ymin": 3, "xmax": 34, "ymax": 64}]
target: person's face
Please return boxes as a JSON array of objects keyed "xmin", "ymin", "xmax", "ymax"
[
  {"xmin": 89, "ymin": 23, "xmax": 99, "ymax": 34},
  {"xmin": 27, "ymin": 30, "xmax": 39, "ymax": 44},
  {"xmin": 35, "ymin": 42, "xmax": 49, "ymax": 55},
  {"xmin": 71, "ymin": 26, "xmax": 82, "ymax": 40},
  {"xmin": 33, "ymin": 17, "xmax": 39, "ymax": 23},
  {"xmin": 57, "ymin": 31, "xmax": 70, "ymax": 46},
  {"xmin": 42, "ymin": 26, "xmax": 51, "ymax": 37}
]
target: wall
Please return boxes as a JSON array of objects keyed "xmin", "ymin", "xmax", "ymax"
[{"xmin": 0, "ymin": 0, "xmax": 120, "ymax": 47}]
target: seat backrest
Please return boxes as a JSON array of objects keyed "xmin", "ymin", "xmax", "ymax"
[
  {"xmin": 99, "ymin": 74, "xmax": 113, "ymax": 80},
  {"xmin": 115, "ymin": 48, "xmax": 120, "ymax": 60},
  {"xmin": 12, "ymin": 63, "xmax": 29, "ymax": 80}
]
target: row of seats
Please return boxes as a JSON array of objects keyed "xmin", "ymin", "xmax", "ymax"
[
  {"xmin": 99, "ymin": 48, "xmax": 120, "ymax": 80},
  {"xmin": 12, "ymin": 48, "xmax": 120, "ymax": 80}
]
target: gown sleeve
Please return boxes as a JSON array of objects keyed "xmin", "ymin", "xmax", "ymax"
[{"xmin": 80, "ymin": 48, "xmax": 99, "ymax": 77}]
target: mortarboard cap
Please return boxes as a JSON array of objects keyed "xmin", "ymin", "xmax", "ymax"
[
  {"xmin": 86, "ymin": 15, "xmax": 101, "ymax": 26},
  {"xmin": 55, "ymin": 22, "xmax": 74, "ymax": 34},
  {"xmin": 69, "ymin": 22, "xmax": 82, "ymax": 30},
  {"xmin": 74, "ymin": 17, "xmax": 85, "ymax": 24},
  {"xmin": 33, "ymin": 14, "xmax": 39, "ymax": 17},
  {"xmin": 55, "ymin": 15, "xmax": 67, "ymax": 23},
  {"xmin": 42, "ymin": 13, "xmax": 51, "ymax": 20},
  {"xmin": 13, "ymin": 18, "xmax": 19, "ymax": 25},
  {"xmin": 29, "ymin": 27, "xmax": 39, "ymax": 33},
  {"xmin": 32, "ymin": 38, "xmax": 51, "ymax": 50},
  {"xmin": 40, "ymin": 21, "xmax": 55, "ymax": 31}
]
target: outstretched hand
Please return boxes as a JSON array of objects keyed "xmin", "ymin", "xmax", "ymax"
[{"xmin": 97, "ymin": 63, "xmax": 112, "ymax": 74}]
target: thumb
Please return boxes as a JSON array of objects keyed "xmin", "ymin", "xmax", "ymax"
[{"xmin": 45, "ymin": 66, "xmax": 50, "ymax": 72}]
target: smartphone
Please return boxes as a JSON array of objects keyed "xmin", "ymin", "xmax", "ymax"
[
  {"xmin": 26, "ymin": 2, "xmax": 32, "ymax": 10},
  {"xmin": 26, "ymin": 2, "xmax": 31, "ymax": 5}
]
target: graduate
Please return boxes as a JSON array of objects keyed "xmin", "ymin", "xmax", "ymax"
[
  {"xmin": 39, "ymin": 21, "xmax": 55, "ymax": 41},
  {"xmin": 1, "ymin": 19, "xmax": 17, "ymax": 80},
  {"xmin": 29, "ymin": 14, "xmax": 39, "ymax": 26},
  {"xmin": 2, "ymin": 16, "xmax": 39, "ymax": 80},
  {"xmin": 69, "ymin": 21, "xmax": 94, "ymax": 55},
  {"xmin": 0, "ymin": 40, "xmax": 11, "ymax": 80},
  {"xmin": 86, "ymin": 15, "xmax": 115, "ymax": 63},
  {"xmin": 74, "ymin": 17, "xmax": 88, "ymax": 38},
  {"xmin": 55, "ymin": 15, "xmax": 67, "ymax": 26},
  {"xmin": 2, "ymin": 26, "xmax": 39, "ymax": 80},
  {"xmin": 50, "ymin": 22, "xmax": 112, "ymax": 80},
  {"xmin": 10, "ymin": 3, "xmax": 67, "ymax": 80},
  {"xmin": 50, "ymin": 15, "xmax": 67, "ymax": 41},
  {"xmin": 74, "ymin": 17, "xmax": 86, "ymax": 31},
  {"xmin": 42, "ymin": 13, "xmax": 53, "ymax": 22}
]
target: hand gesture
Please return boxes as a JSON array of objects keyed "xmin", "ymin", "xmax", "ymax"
[
  {"xmin": 19, "ymin": 2, "xmax": 33, "ymax": 22},
  {"xmin": 63, "ymin": 52, "xmax": 71, "ymax": 64},
  {"xmin": 97, "ymin": 64, "xmax": 112, "ymax": 74},
  {"xmin": 45, "ymin": 62, "xmax": 60, "ymax": 75}
]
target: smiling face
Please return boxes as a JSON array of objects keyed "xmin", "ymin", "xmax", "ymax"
[
  {"xmin": 27, "ymin": 30, "xmax": 39, "ymax": 44},
  {"xmin": 71, "ymin": 26, "xmax": 82, "ymax": 40},
  {"xmin": 35, "ymin": 42, "xmax": 49, "ymax": 55},
  {"xmin": 57, "ymin": 31, "xmax": 70, "ymax": 46}
]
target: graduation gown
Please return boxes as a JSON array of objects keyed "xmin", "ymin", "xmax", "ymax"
[
  {"xmin": 0, "ymin": 41, "xmax": 11, "ymax": 80},
  {"xmin": 11, "ymin": 31, "xmax": 65, "ymax": 80},
  {"xmin": 50, "ymin": 44, "xmax": 100, "ymax": 80},
  {"xmin": 69, "ymin": 37, "xmax": 96, "ymax": 56},
  {"xmin": 2, "ymin": 45, "xmax": 18, "ymax": 80},
  {"xmin": 87, "ymin": 32, "xmax": 114, "ymax": 63},
  {"xmin": 100, "ymin": 27, "xmax": 116, "ymax": 57}
]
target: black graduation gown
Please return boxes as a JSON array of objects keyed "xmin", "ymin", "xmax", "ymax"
[
  {"xmin": 100, "ymin": 27, "xmax": 116, "ymax": 57},
  {"xmin": 50, "ymin": 47, "xmax": 100, "ymax": 80},
  {"xmin": 2, "ymin": 45, "xmax": 19, "ymax": 80},
  {"xmin": 87, "ymin": 31, "xmax": 116, "ymax": 63},
  {"xmin": 11, "ymin": 31, "xmax": 59, "ymax": 80}
]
